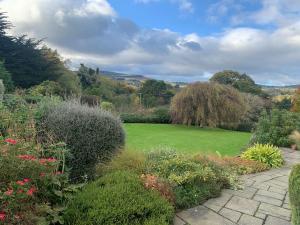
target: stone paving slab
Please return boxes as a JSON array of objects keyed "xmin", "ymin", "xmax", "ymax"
[{"xmin": 175, "ymin": 148, "xmax": 300, "ymax": 225}]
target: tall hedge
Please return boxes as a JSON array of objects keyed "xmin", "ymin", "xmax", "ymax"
[
  {"xmin": 39, "ymin": 101, "xmax": 125, "ymax": 182},
  {"xmin": 289, "ymin": 164, "xmax": 300, "ymax": 225}
]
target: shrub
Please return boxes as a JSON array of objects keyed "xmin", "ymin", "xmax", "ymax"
[
  {"xmin": 195, "ymin": 155, "xmax": 268, "ymax": 175},
  {"xmin": 100, "ymin": 101, "xmax": 115, "ymax": 112},
  {"xmin": 0, "ymin": 79, "xmax": 4, "ymax": 102},
  {"xmin": 241, "ymin": 144, "xmax": 283, "ymax": 168},
  {"xmin": 38, "ymin": 101, "xmax": 125, "ymax": 182},
  {"xmin": 97, "ymin": 151, "xmax": 147, "ymax": 176},
  {"xmin": 64, "ymin": 171, "xmax": 174, "ymax": 225},
  {"xmin": 289, "ymin": 164, "xmax": 300, "ymax": 225},
  {"xmin": 80, "ymin": 95, "xmax": 100, "ymax": 106},
  {"xmin": 171, "ymin": 82, "xmax": 246, "ymax": 128},
  {"xmin": 146, "ymin": 149, "xmax": 238, "ymax": 209},
  {"xmin": 290, "ymin": 131, "xmax": 300, "ymax": 150},
  {"xmin": 251, "ymin": 109, "xmax": 300, "ymax": 147}
]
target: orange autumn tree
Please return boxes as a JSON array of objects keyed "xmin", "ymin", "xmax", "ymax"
[{"xmin": 292, "ymin": 88, "xmax": 300, "ymax": 112}]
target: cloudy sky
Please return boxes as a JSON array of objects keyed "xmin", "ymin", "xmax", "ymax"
[{"xmin": 0, "ymin": 0, "xmax": 300, "ymax": 85}]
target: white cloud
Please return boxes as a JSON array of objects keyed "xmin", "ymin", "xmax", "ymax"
[
  {"xmin": 0, "ymin": 0, "xmax": 300, "ymax": 85},
  {"xmin": 135, "ymin": 0, "xmax": 194, "ymax": 13}
]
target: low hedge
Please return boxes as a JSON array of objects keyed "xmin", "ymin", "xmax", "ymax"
[
  {"xmin": 64, "ymin": 171, "xmax": 174, "ymax": 225},
  {"xmin": 121, "ymin": 108, "xmax": 171, "ymax": 124},
  {"xmin": 289, "ymin": 164, "xmax": 300, "ymax": 225}
]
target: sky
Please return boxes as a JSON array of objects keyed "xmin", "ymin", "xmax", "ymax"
[{"xmin": 0, "ymin": 0, "xmax": 300, "ymax": 85}]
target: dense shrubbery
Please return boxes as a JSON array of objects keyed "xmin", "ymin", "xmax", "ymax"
[
  {"xmin": 171, "ymin": 82, "xmax": 246, "ymax": 128},
  {"xmin": 241, "ymin": 144, "xmax": 283, "ymax": 168},
  {"xmin": 121, "ymin": 107, "xmax": 171, "ymax": 124},
  {"xmin": 289, "ymin": 164, "xmax": 300, "ymax": 225},
  {"xmin": 251, "ymin": 109, "xmax": 300, "ymax": 147},
  {"xmin": 64, "ymin": 171, "xmax": 174, "ymax": 225},
  {"xmin": 236, "ymin": 94, "xmax": 266, "ymax": 132},
  {"xmin": 145, "ymin": 150, "xmax": 238, "ymax": 209},
  {"xmin": 38, "ymin": 101, "xmax": 125, "ymax": 182}
]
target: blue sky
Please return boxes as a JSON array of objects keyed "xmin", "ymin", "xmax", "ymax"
[{"xmin": 1, "ymin": 0, "xmax": 300, "ymax": 85}]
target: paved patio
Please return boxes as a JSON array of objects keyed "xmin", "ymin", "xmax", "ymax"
[{"xmin": 174, "ymin": 148, "xmax": 300, "ymax": 225}]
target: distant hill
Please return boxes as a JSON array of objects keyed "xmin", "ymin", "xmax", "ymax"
[{"xmin": 260, "ymin": 84, "xmax": 299, "ymax": 89}]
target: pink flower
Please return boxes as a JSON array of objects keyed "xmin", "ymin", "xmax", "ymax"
[
  {"xmin": 39, "ymin": 157, "xmax": 57, "ymax": 165},
  {"xmin": 17, "ymin": 155, "xmax": 36, "ymax": 161},
  {"xmin": 0, "ymin": 212, "xmax": 5, "ymax": 221},
  {"xmin": 16, "ymin": 180, "xmax": 25, "ymax": 186},
  {"xmin": 4, "ymin": 138, "xmax": 17, "ymax": 145},
  {"xmin": 26, "ymin": 186, "xmax": 36, "ymax": 196},
  {"xmin": 4, "ymin": 188, "xmax": 13, "ymax": 196},
  {"xmin": 23, "ymin": 178, "xmax": 31, "ymax": 183}
]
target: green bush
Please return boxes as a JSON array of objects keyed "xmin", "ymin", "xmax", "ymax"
[
  {"xmin": 121, "ymin": 107, "xmax": 171, "ymax": 124},
  {"xmin": 0, "ymin": 79, "xmax": 4, "ymax": 102},
  {"xmin": 251, "ymin": 109, "xmax": 300, "ymax": 147},
  {"xmin": 146, "ymin": 149, "xmax": 238, "ymax": 209},
  {"xmin": 289, "ymin": 164, "xmax": 300, "ymax": 225},
  {"xmin": 64, "ymin": 171, "xmax": 174, "ymax": 225},
  {"xmin": 241, "ymin": 144, "xmax": 283, "ymax": 168},
  {"xmin": 38, "ymin": 101, "xmax": 125, "ymax": 182},
  {"xmin": 100, "ymin": 101, "xmax": 115, "ymax": 112}
]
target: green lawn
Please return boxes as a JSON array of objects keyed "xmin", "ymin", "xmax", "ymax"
[{"xmin": 124, "ymin": 123, "xmax": 251, "ymax": 156}]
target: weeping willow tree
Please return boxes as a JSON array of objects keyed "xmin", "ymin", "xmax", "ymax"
[{"xmin": 171, "ymin": 82, "xmax": 247, "ymax": 128}]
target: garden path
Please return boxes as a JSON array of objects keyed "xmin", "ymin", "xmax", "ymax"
[{"xmin": 174, "ymin": 148, "xmax": 300, "ymax": 225}]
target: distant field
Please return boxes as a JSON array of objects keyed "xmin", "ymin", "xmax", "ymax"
[{"xmin": 124, "ymin": 123, "xmax": 251, "ymax": 156}]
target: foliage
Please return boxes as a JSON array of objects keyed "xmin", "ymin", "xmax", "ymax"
[
  {"xmin": 28, "ymin": 80, "xmax": 63, "ymax": 97},
  {"xmin": 251, "ymin": 109, "xmax": 300, "ymax": 147},
  {"xmin": 0, "ymin": 137, "xmax": 73, "ymax": 225},
  {"xmin": 97, "ymin": 151, "xmax": 147, "ymax": 176},
  {"xmin": 275, "ymin": 97, "xmax": 293, "ymax": 111},
  {"xmin": 290, "ymin": 131, "xmax": 300, "ymax": 150},
  {"xmin": 289, "ymin": 164, "xmax": 300, "ymax": 225},
  {"xmin": 236, "ymin": 94, "xmax": 266, "ymax": 132},
  {"xmin": 80, "ymin": 95, "xmax": 100, "ymax": 106},
  {"xmin": 100, "ymin": 101, "xmax": 115, "ymax": 113},
  {"xmin": 146, "ymin": 149, "xmax": 238, "ymax": 209},
  {"xmin": 0, "ymin": 79, "xmax": 4, "ymax": 102},
  {"xmin": 64, "ymin": 171, "xmax": 174, "ymax": 225},
  {"xmin": 210, "ymin": 70, "xmax": 262, "ymax": 95},
  {"xmin": 139, "ymin": 79, "xmax": 174, "ymax": 108},
  {"xmin": 77, "ymin": 64, "xmax": 98, "ymax": 88},
  {"xmin": 38, "ymin": 101, "xmax": 125, "ymax": 182},
  {"xmin": 171, "ymin": 82, "xmax": 247, "ymax": 128},
  {"xmin": 195, "ymin": 155, "xmax": 268, "ymax": 175},
  {"xmin": 121, "ymin": 107, "xmax": 171, "ymax": 124},
  {"xmin": 241, "ymin": 144, "xmax": 283, "ymax": 168},
  {"xmin": 0, "ymin": 60, "xmax": 14, "ymax": 92},
  {"xmin": 292, "ymin": 88, "xmax": 300, "ymax": 112}
]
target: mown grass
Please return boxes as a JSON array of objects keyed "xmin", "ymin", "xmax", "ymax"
[{"xmin": 124, "ymin": 123, "xmax": 251, "ymax": 156}]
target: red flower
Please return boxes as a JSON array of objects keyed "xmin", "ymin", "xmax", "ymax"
[
  {"xmin": 26, "ymin": 186, "xmax": 36, "ymax": 196},
  {"xmin": 0, "ymin": 212, "xmax": 5, "ymax": 221},
  {"xmin": 17, "ymin": 155, "xmax": 36, "ymax": 161},
  {"xmin": 4, "ymin": 188, "xmax": 13, "ymax": 196},
  {"xmin": 16, "ymin": 180, "xmax": 25, "ymax": 186},
  {"xmin": 23, "ymin": 178, "xmax": 31, "ymax": 183},
  {"xmin": 4, "ymin": 138, "xmax": 17, "ymax": 145},
  {"xmin": 39, "ymin": 172, "xmax": 46, "ymax": 177}
]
